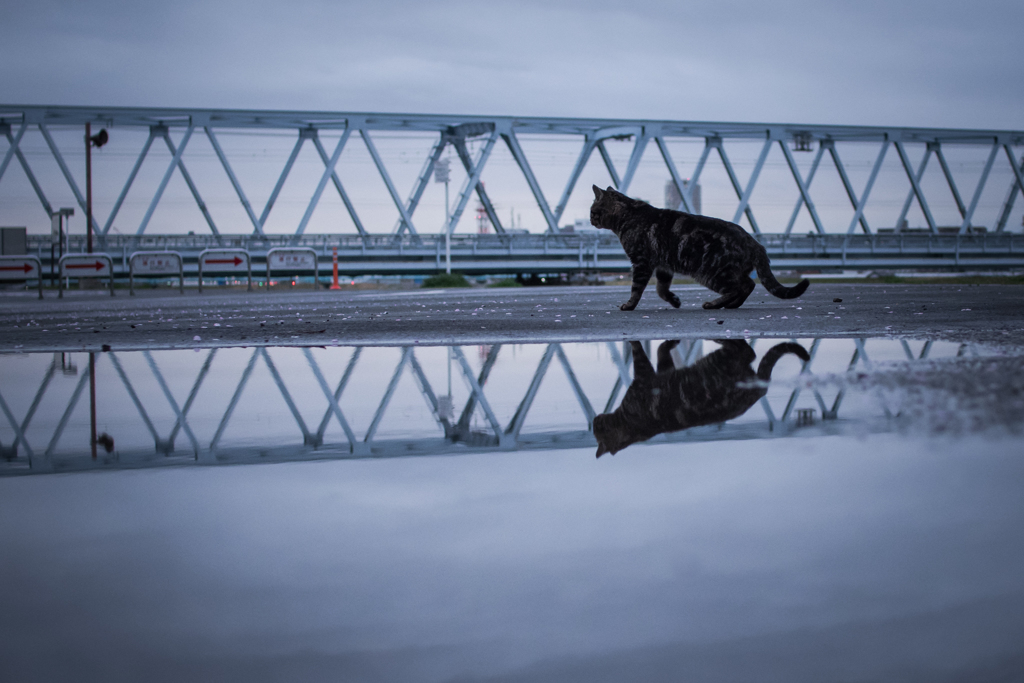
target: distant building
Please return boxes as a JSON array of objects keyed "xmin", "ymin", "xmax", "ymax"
[
  {"xmin": 665, "ymin": 180, "xmax": 701, "ymax": 214},
  {"xmin": 572, "ymin": 219, "xmax": 602, "ymax": 234}
]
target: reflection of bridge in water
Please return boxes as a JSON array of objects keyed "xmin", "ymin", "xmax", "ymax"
[{"xmin": 0, "ymin": 338, "xmax": 981, "ymax": 475}]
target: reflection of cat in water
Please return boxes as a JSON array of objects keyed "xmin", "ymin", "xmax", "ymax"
[{"xmin": 594, "ymin": 339, "xmax": 810, "ymax": 457}]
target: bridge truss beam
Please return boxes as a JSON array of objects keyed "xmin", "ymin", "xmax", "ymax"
[{"xmin": 2, "ymin": 106, "xmax": 1022, "ymax": 247}]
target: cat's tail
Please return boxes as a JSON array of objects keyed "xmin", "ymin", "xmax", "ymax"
[
  {"xmin": 755, "ymin": 252, "xmax": 810, "ymax": 299},
  {"xmin": 757, "ymin": 343, "xmax": 810, "ymax": 381}
]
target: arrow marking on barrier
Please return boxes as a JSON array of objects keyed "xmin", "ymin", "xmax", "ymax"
[
  {"xmin": 65, "ymin": 261, "xmax": 106, "ymax": 271},
  {"xmin": 0, "ymin": 264, "xmax": 34, "ymax": 273},
  {"xmin": 205, "ymin": 256, "xmax": 244, "ymax": 266}
]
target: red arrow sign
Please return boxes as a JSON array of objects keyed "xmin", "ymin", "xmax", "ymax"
[
  {"xmin": 205, "ymin": 256, "xmax": 243, "ymax": 266},
  {"xmin": 66, "ymin": 261, "xmax": 106, "ymax": 271},
  {"xmin": 0, "ymin": 263, "xmax": 34, "ymax": 273}
]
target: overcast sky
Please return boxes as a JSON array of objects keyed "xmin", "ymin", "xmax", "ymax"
[{"xmin": 2, "ymin": 0, "xmax": 1022, "ymax": 130}]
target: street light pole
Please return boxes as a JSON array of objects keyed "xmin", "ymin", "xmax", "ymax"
[
  {"xmin": 85, "ymin": 123, "xmax": 92, "ymax": 254},
  {"xmin": 444, "ymin": 178, "xmax": 451, "ymax": 274},
  {"xmin": 84, "ymin": 125, "xmax": 108, "ymax": 255},
  {"xmin": 433, "ymin": 156, "xmax": 452, "ymax": 275}
]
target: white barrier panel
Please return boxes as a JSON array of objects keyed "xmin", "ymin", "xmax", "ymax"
[
  {"xmin": 59, "ymin": 254, "xmax": 114, "ymax": 297},
  {"xmin": 0, "ymin": 255, "xmax": 44, "ymax": 299},
  {"xmin": 129, "ymin": 251, "xmax": 184, "ymax": 295},
  {"xmin": 198, "ymin": 249, "xmax": 252, "ymax": 292},
  {"xmin": 266, "ymin": 248, "xmax": 319, "ymax": 288}
]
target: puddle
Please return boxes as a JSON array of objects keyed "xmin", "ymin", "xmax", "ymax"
[
  {"xmin": 1, "ymin": 337, "xmax": 1019, "ymax": 474},
  {"xmin": 2, "ymin": 337, "xmax": 1024, "ymax": 681}
]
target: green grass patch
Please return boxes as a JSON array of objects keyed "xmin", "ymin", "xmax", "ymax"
[{"xmin": 422, "ymin": 272, "xmax": 471, "ymax": 288}]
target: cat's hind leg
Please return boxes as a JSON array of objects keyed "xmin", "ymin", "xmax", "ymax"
[
  {"xmin": 620, "ymin": 264, "xmax": 653, "ymax": 311},
  {"xmin": 723, "ymin": 277, "xmax": 755, "ymax": 309},
  {"xmin": 702, "ymin": 276, "xmax": 755, "ymax": 309},
  {"xmin": 655, "ymin": 268, "xmax": 681, "ymax": 308}
]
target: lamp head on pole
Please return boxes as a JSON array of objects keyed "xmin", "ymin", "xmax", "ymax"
[{"xmin": 89, "ymin": 128, "xmax": 109, "ymax": 148}]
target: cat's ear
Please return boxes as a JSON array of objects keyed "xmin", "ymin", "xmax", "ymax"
[
  {"xmin": 592, "ymin": 185, "xmax": 603, "ymax": 199},
  {"xmin": 596, "ymin": 443, "xmax": 609, "ymax": 458}
]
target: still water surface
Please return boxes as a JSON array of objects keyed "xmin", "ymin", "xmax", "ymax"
[{"xmin": 1, "ymin": 338, "xmax": 1022, "ymax": 681}]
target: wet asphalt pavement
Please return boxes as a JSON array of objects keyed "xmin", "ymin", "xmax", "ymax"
[{"xmin": 1, "ymin": 283, "xmax": 1023, "ymax": 352}]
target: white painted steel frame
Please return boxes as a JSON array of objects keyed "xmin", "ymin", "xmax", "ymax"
[{"xmin": 2, "ymin": 106, "xmax": 1023, "ymax": 245}]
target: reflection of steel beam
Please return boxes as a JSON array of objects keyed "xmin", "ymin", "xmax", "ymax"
[
  {"xmin": 554, "ymin": 344, "xmax": 595, "ymax": 427},
  {"xmin": 365, "ymin": 348, "xmax": 411, "ymax": 442},
  {"xmin": 211, "ymin": 348, "xmax": 260, "ymax": 450},
  {"xmin": 144, "ymin": 351, "xmax": 200, "ymax": 453},
  {"xmin": 260, "ymin": 348, "xmax": 315, "ymax": 445},
  {"xmin": 304, "ymin": 348, "xmax": 357, "ymax": 449},
  {"xmin": 452, "ymin": 346, "xmax": 504, "ymax": 442},
  {"xmin": 408, "ymin": 350, "xmax": 452, "ymax": 435},
  {"xmin": 315, "ymin": 347, "xmax": 362, "ymax": 444},
  {"xmin": 44, "ymin": 370, "xmax": 90, "ymax": 457},
  {"xmin": 603, "ymin": 342, "xmax": 633, "ymax": 413},
  {"xmin": 30, "ymin": 416, "xmax": 898, "ymax": 475},
  {"xmin": 456, "ymin": 344, "xmax": 502, "ymax": 433},
  {"xmin": 506, "ymin": 344, "xmax": 556, "ymax": 438},
  {"xmin": 167, "ymin": 349, "xmax": 217, "ymax": 449},
  {"xmin": 0, "ymin": 360, "xmax": 56, "ymax": 460},
  {"xmin": 109, "ymin": 352, "xmax": 160, "ymax": 446}
]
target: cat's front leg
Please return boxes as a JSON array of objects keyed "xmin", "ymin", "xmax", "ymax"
[
  {"xmin": 621, "ymin": 264, "xmax": 652, "ymax": 310},
  {"xmin": 655, "ymin": 268, "xmax": 681, "ymax": 308}
]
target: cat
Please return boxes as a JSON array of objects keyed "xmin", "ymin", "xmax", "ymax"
[
  {"xmin": 594, "ymin": 339, "xmax": 810, "ymax": 457},
  {"xmin": 589, "ymin": 185, "xmax": 810, "ymax": 310}
]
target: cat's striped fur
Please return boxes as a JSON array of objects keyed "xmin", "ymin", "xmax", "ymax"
[{"xmin": 590, "ymin": 185, "xmax": 810, "ymax": 310}]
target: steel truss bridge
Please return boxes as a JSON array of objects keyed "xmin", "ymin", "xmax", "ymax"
[
  {"xmin": 3, "ymin": 105, "xmax": 1024, "ymax": 275},
  {"xmin": 0, "ymin": 338, "xmax": 976, "ymax": 476}
]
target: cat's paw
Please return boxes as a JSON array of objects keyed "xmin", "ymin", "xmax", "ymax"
[
  {"xmin": 619, "ymin": 301, "xmax": 637, "ymax": 311},
  {"xmin": 702, "ymin": 301, "xmax": 719, "ymax": 310},
  {"xmin": 667, "ymin": 295, "xmax": 681, "ymax": 308}
]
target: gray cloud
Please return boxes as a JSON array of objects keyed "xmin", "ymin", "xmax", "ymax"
[{"xmin": 1, "ymin": 0, "xmax": 1022, "ymax": 128}]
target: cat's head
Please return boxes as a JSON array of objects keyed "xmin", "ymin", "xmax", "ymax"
[
  {"xmin": 593, "ymin": 412, "xmax": 637, "ymax": 457},
  {"xmin": 590, "ymin": 185, "xmax": 633, "ymax": 231}
]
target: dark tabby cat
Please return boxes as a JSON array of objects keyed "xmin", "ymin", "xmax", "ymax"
[
  {"xmin": 594, "ymin": 339, "xmax": 809, "ymax": 457},
  {"xmin": 590, "ymin": 186, "xmax": 810, "ymax": 310}
]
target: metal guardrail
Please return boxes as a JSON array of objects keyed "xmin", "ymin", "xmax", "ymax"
[{"xmin": 14, "ymin": 232, "xmax": 1024, "ymax": 283}]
